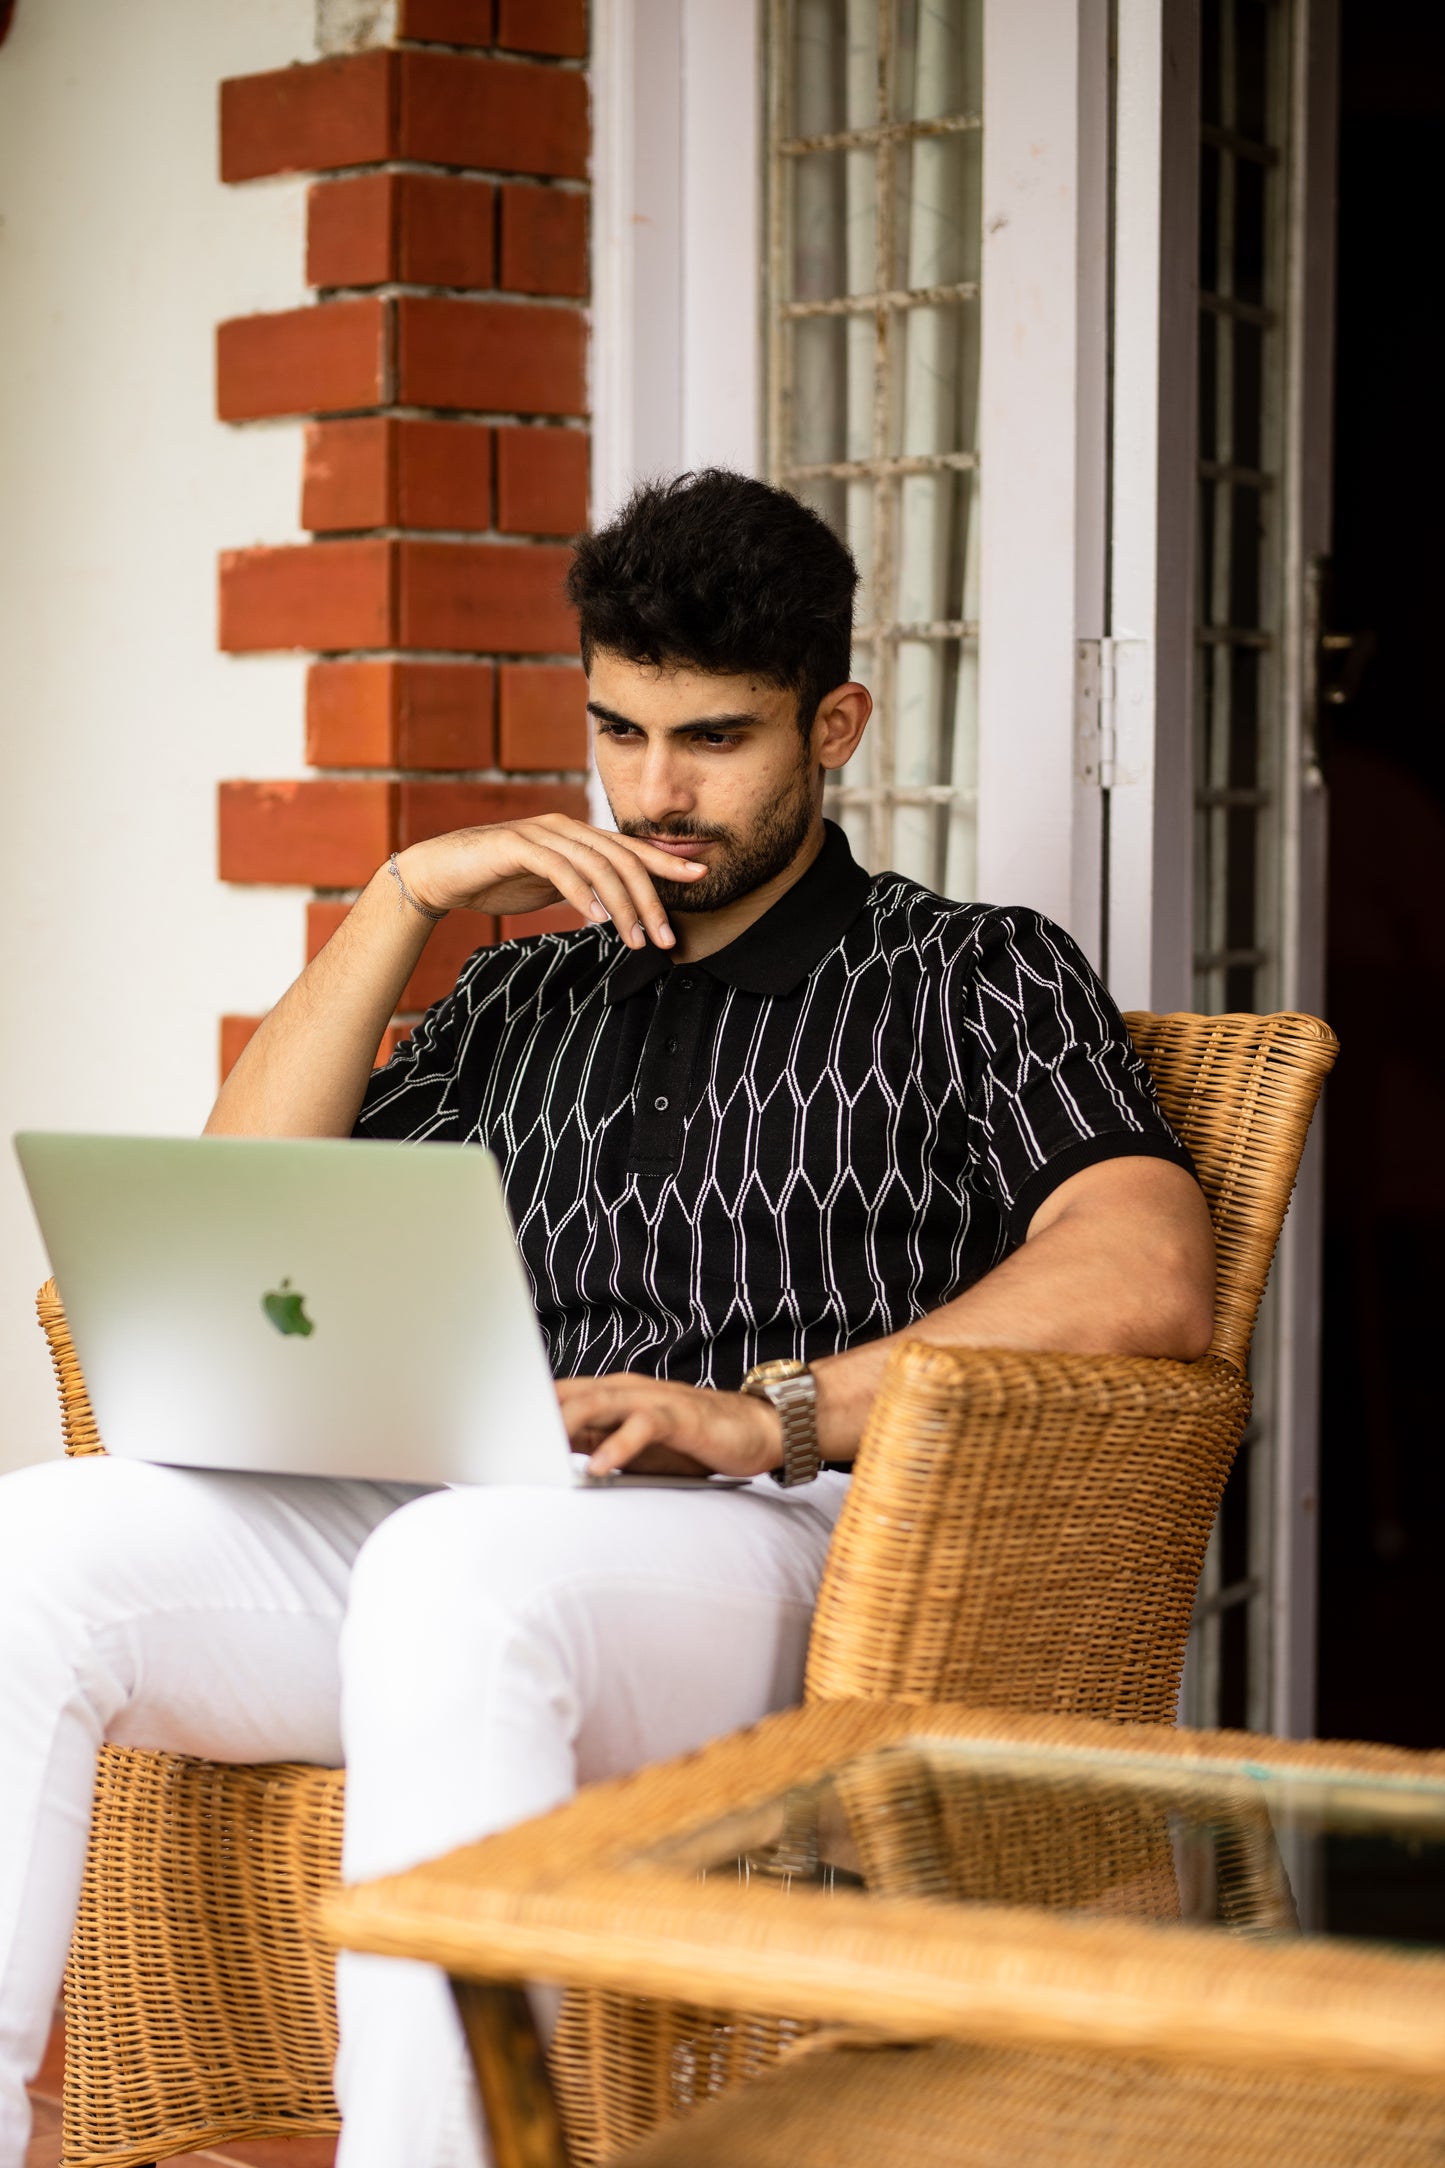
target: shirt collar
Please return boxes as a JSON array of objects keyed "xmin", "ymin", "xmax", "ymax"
[{"xmin": 605, "ymin": 820, "xmax": 872, "ymax": 1003}]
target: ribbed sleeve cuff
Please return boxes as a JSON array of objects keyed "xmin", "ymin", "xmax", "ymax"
[{"xmin": 1008, "ymin": 1131, "xmax": 1198, "ymax": 1244}]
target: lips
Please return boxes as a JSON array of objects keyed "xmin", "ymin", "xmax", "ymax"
[{"xmin": 648, "ymin": 837, "xmax": 718, "ymax": 857}]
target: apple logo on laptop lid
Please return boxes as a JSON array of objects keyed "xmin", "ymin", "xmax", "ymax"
[{"xmin": 262, "ymin": 1278, "xmax": 315, "ymax": 1338}]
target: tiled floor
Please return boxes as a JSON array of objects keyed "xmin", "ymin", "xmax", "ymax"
[{"xmin": 26, "ymin": 2019, "xmax": 337, "ymax": 2167}]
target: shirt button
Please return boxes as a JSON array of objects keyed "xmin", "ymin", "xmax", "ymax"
[
  {"xmin": 654, "ymin": 1095, "xmax": 670, "ymax": 1111},
  {"xmin": 666, "ymin": 1037, "xmax": 678, "ymax": 1053},
  {"xmin": 679, "ymin": 976, "xmax": 694, "ymax": 992}
]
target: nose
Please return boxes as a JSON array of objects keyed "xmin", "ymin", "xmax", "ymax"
[{"xmin": 633, "ymin": 740, "xmax": 696, "ymax": 827}]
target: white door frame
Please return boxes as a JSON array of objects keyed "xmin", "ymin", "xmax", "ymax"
[
  {"xmin": 975, "ymin": 0, "xmax": 1112, "ymax": 959},
  {"xmin": 1105, "ymin": 0, "xmax": 1200, "ymax": 1014},
  {"xmin": 589, "ymin": 0, "xmax": 762, "ymax": 527}
]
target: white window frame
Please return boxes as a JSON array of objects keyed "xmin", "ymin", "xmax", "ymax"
[{"xmin": 1104, "ymin": 0, "xmax": 1200, "ymax": 1014}]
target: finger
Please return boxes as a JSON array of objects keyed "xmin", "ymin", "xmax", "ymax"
[
  {"xmin": 509, "ymin": 830, "xmax": 661, "ymax": 950},
  {"xmin": 586, "ymin": 1410, "xmax": 664, "ymax": 1475},
  {"xmin": 541, "ymin": 820, "xmax": 711, "ymax": 943},
  {"xmin": 498, "ymin": 839, "xmax": 617, "ymax": 927},
  {"xmin": 459, "ymin": 826, "xmax": 659, "ymax": 941},
  {"xmin": 558, "ymin": 1379, "xmax": 666, "ymax": 1440},
  {"xmin": 601, "ymin": 833, "xmax": 716, "ymax": 945},
  {"xmin": 540, "ymin": 817, "xmax": 710, "ymax": 885},
  {"xmin": 541, "ymin": 832, "xmax": 678, "ymax": 949},
  {"xmin": 570, "ymin": 1424, "xmax": 613, "ymax": 1456},
  {"xmin": 606, "ymin": 829, "xmax": 712, "ymax": 879},
  {"xmin": 547, "ymin": 828, "xmax": 699, "ymax": 950}
]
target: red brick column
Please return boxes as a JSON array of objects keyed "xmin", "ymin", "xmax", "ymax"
[{"xmin": 215, "ymin": 0, "xmax": 590, "ymax": 1078}]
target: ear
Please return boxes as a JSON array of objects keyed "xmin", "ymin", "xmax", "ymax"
[{"xmin": 810, "ymin": 682, "xmax": 872, "ymax": 771}]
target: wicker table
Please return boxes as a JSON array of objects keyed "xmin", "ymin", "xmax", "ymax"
[{"xmin": 323, "ymin": 1702, "xmax": 1445, "ymax": 2166}]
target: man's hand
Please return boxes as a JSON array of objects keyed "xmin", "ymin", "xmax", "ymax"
[
  {"xmin": 557, "ymin": 1374, "xmax": 784, "ymax": 1480},
  {"xmin": 397, "ymin": 816, "xmax": 707, "ymax": 951}
]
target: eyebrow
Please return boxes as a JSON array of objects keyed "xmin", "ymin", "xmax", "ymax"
[{"xmin": 586, "ymin": 701, "xmax": 764, "ymax": 733}]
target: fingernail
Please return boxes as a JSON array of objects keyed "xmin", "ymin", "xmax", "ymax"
[
  {"xmin": 631, "ymin": 922, "xmax": 646, "ymax": 946},
  {"xmin": 685, "ymin": 861, "xmax": 707, "ymax": 873},
  {"xmin": 589, "ymin": 899, "xmax": 609, "ymax": 921},
  {"xmin": 657, "ymin": 924, "xmax": 675, "ymax": 946}
]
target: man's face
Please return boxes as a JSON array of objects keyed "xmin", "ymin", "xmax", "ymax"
[{"xmin": 587, "ymin": 652, "xmax": 820, "ymax": 914}]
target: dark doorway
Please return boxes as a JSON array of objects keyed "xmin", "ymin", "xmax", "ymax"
[{"xmin": 1316, "ymin": 0, "xmax": 1445, "ymax": 1747}]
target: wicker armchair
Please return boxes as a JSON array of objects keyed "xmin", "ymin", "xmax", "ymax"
[{"xmin": 37, "ymin": 1009, "xmax": 1336, "ymax": 2168}]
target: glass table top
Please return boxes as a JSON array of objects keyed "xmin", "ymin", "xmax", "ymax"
[{"xmin": 636, "ymin": 1737, "xmax": 1445, "ymax": 1952}]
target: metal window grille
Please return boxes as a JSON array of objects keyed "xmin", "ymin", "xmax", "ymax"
[
  {"xmin": 765, "ymin": 0, "xmax": 983, "ymax": 894},
  {"xmin": 1186, "ymin": 0, "xmax": 1292, "ymax": 1735}
]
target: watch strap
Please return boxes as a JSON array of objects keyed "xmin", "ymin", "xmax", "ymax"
[{"xmin": 742, "ymin": 1360, "xmax": 822, "ymax": 1487}]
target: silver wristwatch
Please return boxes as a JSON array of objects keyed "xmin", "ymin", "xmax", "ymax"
[{"xmin": 741, "ymin": 1358, "xmax": 821, "ymax": 1487}]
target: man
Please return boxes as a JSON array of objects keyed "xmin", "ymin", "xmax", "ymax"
[{"xmin": 0, "ymin": 471, "xmax": 1212, "ymax": 2168}]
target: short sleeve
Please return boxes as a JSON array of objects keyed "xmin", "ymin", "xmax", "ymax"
[
  {"xmin": 353, "ymin": 945, "xmax": 497, "ymax": 1143},
  {"xmin": 958, "ymin": 907, "xmax": 1195, "ymax": 1240}
]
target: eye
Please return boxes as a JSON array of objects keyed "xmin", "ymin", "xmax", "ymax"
[
  {"xmin": 597, "ymin": 721, "xmax": 642, "ymax": 740},
  {"xmin": 693, "ymin": 730, "xmax": 742, "ymax": 748}
]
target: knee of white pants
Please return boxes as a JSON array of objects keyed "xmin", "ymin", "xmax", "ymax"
[
  {"xmin": 339, "ymin": 1488, "xmax": 596, "ymax": 1878},
  {"xmin": 0, "ymin": 1458, "xmax": 186, "ymax": 1759},
  {"xmin": 341, "ymin": 1486, "xmax": 604, "ymax": 1705},
  {"xmin": 342, "ymin": 1487, "xmax": 604, "ymax": 1698},
  {"xmin": 0, "ymin": 1457, "xmax": 156, "ymax": 1636}
]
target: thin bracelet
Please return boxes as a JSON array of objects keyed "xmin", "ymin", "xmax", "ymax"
[{"xmin": 387, "ymin": 852, "xmax": 448, "ymax": 922}]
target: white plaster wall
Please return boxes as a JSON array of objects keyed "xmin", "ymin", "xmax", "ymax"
[{"xmin": 0, "ymin": 0, "xmax": 319, "ymax": 1471}]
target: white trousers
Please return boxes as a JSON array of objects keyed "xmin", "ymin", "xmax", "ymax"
[{"xmin": 0, "ymin": 1453, "xmax": 848, "ymax": 2168}]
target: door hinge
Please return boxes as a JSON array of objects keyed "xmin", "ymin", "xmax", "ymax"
[{"xmin": 1075, "ymin": 637, "xmax": 1119, "ymax": 790}]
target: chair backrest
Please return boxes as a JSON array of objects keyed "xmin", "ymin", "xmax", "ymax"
[
  {"xmin": 1124, "ymin": 1010, "xmax": 1338, "ymax": 1371},
  {"xmin": 36, "ymin": 1277, "xmax": 103, "ymax": 1455}
]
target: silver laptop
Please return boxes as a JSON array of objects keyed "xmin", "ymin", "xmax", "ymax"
[{"xmin": 15, "ymin": 1133, "xmax": 730, "ymax": 1490}]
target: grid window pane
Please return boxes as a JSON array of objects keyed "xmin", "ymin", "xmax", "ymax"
[
  {"xmin": 891, "ymin": 131, "xmax": 983, "ymax": 288},
  {"xmin": 1232, "ymin": 320, "xmax": 1266, "ymax": 467},
  {"xmin": 886, "ymin": 300, "xmax": 980, "ymax": 456},
  {"xmin": 767, "ymin": 0, "xmax": 983, "ymax": 893},
  {"xmin": 789, "ymin": 0, "xmax": 853, "ymax": 138}
]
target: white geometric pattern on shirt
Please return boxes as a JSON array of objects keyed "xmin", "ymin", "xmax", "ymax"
[{"xmin": 356, "ymin": 875, "xmax": 1185, "ymax": 1389}]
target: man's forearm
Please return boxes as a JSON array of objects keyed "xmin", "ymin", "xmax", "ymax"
[
  {"xmin": 205, "ymin": 865, "xmax": 437, "ymax": 1139},
  {"xmin": 811, "ymin": 1170, "xmax": 1214, "ymax": 1462}
]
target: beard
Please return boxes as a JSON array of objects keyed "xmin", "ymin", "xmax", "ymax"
[{"xmin": 618, "ymin": 759, "xmax": 818, "ymax": 914}]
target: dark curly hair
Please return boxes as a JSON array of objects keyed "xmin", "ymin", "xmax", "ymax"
[{"xmin": 566, "ymin": 469, "xmax": 859, "ymax": 729}]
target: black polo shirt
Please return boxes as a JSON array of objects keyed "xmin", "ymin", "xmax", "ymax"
[{"xmin": 354, "ymin": 822, "xmax": 1192, "ymax": 1389}]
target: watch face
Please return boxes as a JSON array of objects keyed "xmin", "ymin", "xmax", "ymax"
[{"xmin": 749, "ymin": 1358, "xmax": 807, "ymax": 1387}]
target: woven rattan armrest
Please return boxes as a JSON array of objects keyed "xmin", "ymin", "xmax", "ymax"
[{"xmin": 803, "ymin": 1338, "xmax": 1251, "ymax": 1721}]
